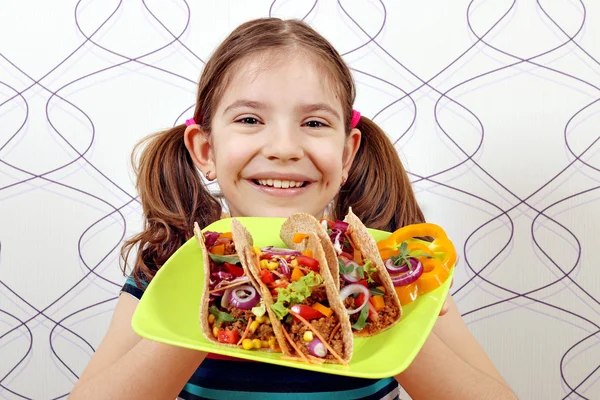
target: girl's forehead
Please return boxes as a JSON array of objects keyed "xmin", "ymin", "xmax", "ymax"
[{"xmin": 217, "ymin": 52, "xmax": 343, "ymax": 113}]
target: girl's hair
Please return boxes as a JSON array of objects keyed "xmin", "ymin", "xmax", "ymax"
[{"xmin": 122, "ymin": 18, "xmax": 425, "ymax": 286}]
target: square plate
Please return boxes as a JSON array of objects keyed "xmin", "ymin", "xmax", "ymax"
[{"xmin": 132, "ymin": 217, "xmax": 453, "ymax": 379}]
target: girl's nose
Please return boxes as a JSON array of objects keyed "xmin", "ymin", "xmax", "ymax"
[{"xmin": 260, "ymin": 123, "xmax": 305, "ymax": 162}]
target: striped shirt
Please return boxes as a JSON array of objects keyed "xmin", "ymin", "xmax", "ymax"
[{"xmin": 121, "ymin": 276, "xmax": 401, "ymax": 399}]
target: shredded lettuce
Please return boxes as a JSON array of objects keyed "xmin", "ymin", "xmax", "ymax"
[
  {"xmin": 352, "ymin": 305, "xmax": 369, "ymax": 331},
  {"xmin": 270, "ymin": 272, "xmax": 322, "ymax": 319},
  {"xmin": 209, "ymin": 253, "xmax": 240, "ymax": 264}
]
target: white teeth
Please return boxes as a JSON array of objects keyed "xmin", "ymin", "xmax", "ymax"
[{"xmin": 255, "ymin": 179, "xmax": 304, "ymax": 188}]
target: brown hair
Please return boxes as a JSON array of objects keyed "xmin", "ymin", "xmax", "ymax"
[{"xmin": 122, "ymin": 18, "xmax": 425, "ymax": 286}]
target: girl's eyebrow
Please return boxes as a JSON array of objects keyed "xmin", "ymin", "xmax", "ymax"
[
  {"xmin": 297, "ymin": 103, "xmax": 340, "ymax": 120},
  {"xmin": 223, "ymin": 100, "xmax": 267, "ymax": 114}
]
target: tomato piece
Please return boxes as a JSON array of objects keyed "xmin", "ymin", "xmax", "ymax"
[
  {"xmin": 339, "ymin": 252, "xmax": 354, "ymax": 261},
  {"xmin": 223, "ymin": 262, "xmax": 244, "ymax": 277},
  {"xmin": 217, "ymin": 329, "xmax": 239, "ymax": 344},
  {"xmin": 357, "ymin": 279, "xmax": 369, "ymax": 289},
  {"xmin": 355, "ymin": 293, "xmax": 366, "ymax": 308},
  {"xmin": 260, "ymin": 269, "xmax": 274, "ymax": 284},
  {"xmin": 297, "ymin": 255, "xmax": 319, "ymax": 271},
  {"xmin": 291, "ymin": 304, "xmax": 324, "ymax": 321},
  {"xmin": 367, "ymin": 301, "xmax": 379, "ymax": 322}
]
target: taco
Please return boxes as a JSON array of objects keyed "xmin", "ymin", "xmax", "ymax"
[
  {"xmin": 194, "ymin": 223, "xmax": 280, "ymax": 352},
  {"xmin": 281, "ymin": 209, "xmax": 402, "ymax": 337},
  {"xmin": 231, "ymin": 218, "xmax": 353, "ymax": 365}
]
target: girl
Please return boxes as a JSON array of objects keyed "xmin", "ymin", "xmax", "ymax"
[{"xmin": 70, "ymin": 18, "xmax": 516, "ymax": 400}]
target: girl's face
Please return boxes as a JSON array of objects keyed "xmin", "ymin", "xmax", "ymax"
[{"xmin": 188, "ymin": 53, "xmax": 361, "ymax": 219}]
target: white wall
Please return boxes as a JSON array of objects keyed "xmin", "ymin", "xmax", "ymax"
[{"xmin": 1, "ymin": 1, "xmax": 599, "ymax": 399}]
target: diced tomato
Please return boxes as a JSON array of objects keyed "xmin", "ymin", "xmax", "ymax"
[
  {"xmin": 260, "ymin": 269, "xmax": 274, "ymax": 284},
  {"xmin": 297, "ymin": 255, "xmax": 319, "ymax": 272},
  {"xmin": 223, "ymin": 262, "xmax": 244, "ymax": 277},
  {"xmin": 357, "ymin": 279, "xmax": 369, "ymax": 289},
  {"xmin": 291, "ymin": 304, "xmax": 324, "ymax": 321},
  {"xmin": 217, "ymin": 329, "xmax": 239, "ymax": 344},
  {"xmin": 355, "ymin": 293, "xmax": 366, "ymax": 308},
  {"xmin": 260, "ymin": 253, "xmax": 273, "ymax": 260},
  {"xmin": 270, "ymin": 281, "xmax": 288, "ymax": 295},
  {"xmin": 367, "ymin": 301, "xmax": 379, "ymax": 322}
]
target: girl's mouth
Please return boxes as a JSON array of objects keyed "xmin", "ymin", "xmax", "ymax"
[
  {"xmin": 247, "ymin": 179, "xmax": 314, "ymax": 197},
  {"xmin": 252, "ymin": 179, "xmax": 309, "ymax": 189}
]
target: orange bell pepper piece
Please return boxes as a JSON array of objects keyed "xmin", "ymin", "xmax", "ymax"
[
  {"xmin": 377, "ymin": 237, "xmax": 397, "ymax": 251},
  {"xmin": 353, "ymin": 248, "xmax": 363, "ymax": 264},
  {"xmin": 312, "ymin": 302, "xmax": 333, "ymax": 317},
  {"xmin": 371, "ymin": 295, "xmax": 385, "ymax": 311},
  {"xmin": 291, "ymin": 267, "xmax": 304, "ymax": 282},
  {"xmin": 406, "ymin": 242, "xmax": 434, "ymax": 257},
  {"xmin": 379, "ymin": 248, "xmax": 399, "ymax": 260},
  {"xmin": 395, "ymin": 282, "xmax": 419, "ymax": 305},
  {"xmin": 389, "ymin": 223, "xmax": 449, "ymax": 244},
  {"xmin": 292, "ymin": 233, "xmax": 308, "ymax": 243},
  {"xmin": 416, "ymin": 258, "xmax": 449, "ymax": 295},
  {"xmin": 211, "ymin": 244, "xmax": 225, "ymax": 255},
  {"xmin": 218, "ymin": 232, "xmax": 233, "ymax": 239},
  {"xmin": 302, "ymin": 249, "xmax": 313, "ymax": 258}
]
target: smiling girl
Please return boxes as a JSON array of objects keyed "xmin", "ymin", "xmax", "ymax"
[{"xmin": 70, "ymin": 18, "xmax": 516, "ymax": 400}]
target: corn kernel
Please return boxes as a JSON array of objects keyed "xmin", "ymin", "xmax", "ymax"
[
  {"xmin": 268, "ymin": 336, "xmax": 277, "ymax": 348},
  {"xmin": 253, "ymin": 247, "xmax": 262, "ymax": 256},
  {"xmin": 290, "ymin": 259, "xmax": 298, "ymax": 267},
  {"xmin": 264, "ymin": 318, "xmax": 272, "ymax": 325},
  {"xmin": 213, "ymin": 326, "xmax": 219, "ymax": 338},
  {"xmin": 261, "ymin": 340, "xmax": 269, "ymax": 348},
  {"xmin": 208, "ymin": 314, "xmax": 215, "ymax": 324},
  {"xmin": 303, "ymin": 331, "xmax": 313, "ymax": 342},
  {"xmin": 242, "ymin": 339, "xmax": 254, "ymax": 350},
  {"xmin": 252, "ymin": 339, "xmax": 262, "ymax": 349},
  {"xmin": 256, "ymin": 315, "xmax": 268, "ymax": 323},
  {"xmin": 260, "ymin": 259, "xmax": 269, "ymax": 269},
  {"xmin": 267, "ymin": 261, "xmax": 279, "ymax": 271},
  {"xmin": 249, "ymin": 320, "xmax": 260, "ymax": 334}
]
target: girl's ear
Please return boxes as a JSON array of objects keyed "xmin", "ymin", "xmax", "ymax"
[
  {"xmin": 184, "ymin": 125, "xmax": 215, "ymax": 178},
  {"xmin": 342, "ymin": 128, "xmax": 361, "ymax": 180}
]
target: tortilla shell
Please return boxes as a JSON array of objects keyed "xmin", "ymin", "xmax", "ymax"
[
  {"xmin": 343, "ymin": 208, "xmax": 403, "ymax": 336},
  {"xmin": 280, "ymin": 213, "xmax": 340, "ymax": 291},
  {"xmin": 194, "ymin": 221, "xmax": 276, "ymax": 351},
  {"xmin": 234, "ymin": 218, "xmax": 353, "ymax": 363}
]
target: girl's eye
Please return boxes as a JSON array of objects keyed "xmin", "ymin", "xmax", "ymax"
[
  {"xmin": 304, "ymin": 120, "xmax": 326, "ymax": 128},
  {"xmin": 236, "ymin": 117, "xmax": 260, "ymax": 125}
]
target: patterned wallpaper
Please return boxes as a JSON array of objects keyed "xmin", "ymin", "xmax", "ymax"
[{"xmin": 1, "ymin": 1, "xmax": 599, "ymax": 399}]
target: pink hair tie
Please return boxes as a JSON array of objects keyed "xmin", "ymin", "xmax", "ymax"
[
  {"xmin": 350, "ymin": 110, "xmax": 361, "ymax": 128},
  {"xmin": 185, "ymin": 118, "xmax": 196, "ymax": 126}
]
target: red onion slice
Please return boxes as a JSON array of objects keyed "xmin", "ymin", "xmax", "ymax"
[
  {"xmin": 308, "ymin": 338, "xmax": 328, "ymax": 358},
  {"xmin": 341, "ymin": 260, "xmax": 361, "ymax": 283},
  {"xmin": 279, "ymin": 257, "xmax": 291, "ymax": 277},
  {"xmin": 229, "ymin": 285, "xmax": 260, "ymax": 310},
  {"xmin": 332, "ymin": 220, "xmax": 349, "ymax": 232},
  {"xmin": 390, "ymin": 259, "xmax": 424, "ymax": 287},
  {"xmin": 260, "ymin": 246, "xmax": 301, "ymax": 256},
  {"xmin": 221, "ymin": 287, "xmax": 233, "ymax": 309},
  {"xmin": 385, "ymin": 257, "xmax": 420, "ymax": 274},
  {"xmin": 339, "ymin": 284, "xmax": 370, "ymax": 315}
]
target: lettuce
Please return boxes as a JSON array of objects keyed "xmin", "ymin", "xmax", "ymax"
[{"xmin": 270, "ymin": 272, "xmax": 322, "ymax": 319}]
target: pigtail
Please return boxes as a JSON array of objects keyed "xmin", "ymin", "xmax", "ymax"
[
  {"xmin": 335, "ymin": 116, "xmax": 425, "ymax": 232},
  {"xmin": 121, "ymin": 125, "xmax": 222, "ymax": 286}
]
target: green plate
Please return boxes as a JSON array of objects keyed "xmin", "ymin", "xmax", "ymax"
[{"xmin": 132, "ymin": 217, "xmax": 454, "ymax": 379}]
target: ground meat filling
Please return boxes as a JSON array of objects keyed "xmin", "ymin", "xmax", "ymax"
[{"xmin": 286, "ymin": 315, "xmax": 344, "ymax": 361}]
